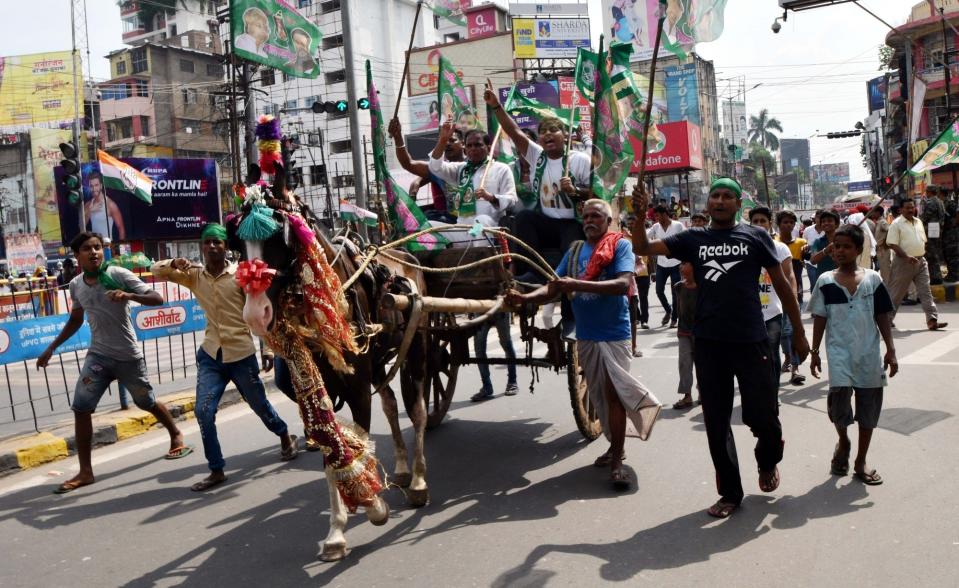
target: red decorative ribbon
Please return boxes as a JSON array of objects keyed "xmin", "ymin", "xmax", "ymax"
[{"xmin": 235, "ymin": 259, "xmax": 276, "ymax": 295}]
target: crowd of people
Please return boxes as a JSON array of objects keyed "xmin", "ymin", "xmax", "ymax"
[{"xmin": 30, "ymin": 104, "xmax": 953, "ymax": 522}]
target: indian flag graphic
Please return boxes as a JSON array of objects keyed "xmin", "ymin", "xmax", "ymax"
[
  {"xmin": 339, "ymin": 199, "xmax": 378, "ymax": 227},
  {"xmin": 97, "ymin": 149, "xmax": 153, "ymax": 204}
]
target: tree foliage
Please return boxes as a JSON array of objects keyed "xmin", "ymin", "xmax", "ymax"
[{"xmin": 747, "ymin": 108, "xmax": 784, "ymax": 151}]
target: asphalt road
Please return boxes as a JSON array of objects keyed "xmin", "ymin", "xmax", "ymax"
[{"xmin": 0, "ymin": 303, "xmax": 957, "ymax": 587}]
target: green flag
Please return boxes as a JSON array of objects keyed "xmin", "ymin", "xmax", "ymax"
[
  {"xmin": 427, "ymin": 0, "xmax": 466, "ymax": 27},
  {"xmin": 608, "ymin": 42, "xmax": 646, "ymax": 139},
  {"xmin": 231, "ymin": 0, "xmax": 322, "ymax": 79},
  {"xmin": 503, "ymin": 84, "xmax": 579, "ymax": 128},
  {"xmin": 590, "ymin": 36, "xmax": 634, "ymax": 202},
  {"xmin": 659, "ymin": 0, "xmax": 730, "ymax": 59},
  {"xmin": 437, "ymin": 55, "xmax": 483, "ymax": 131},
  {"xmin": 573, "ymin": 47, "xmax": 600, "ymax": 104},
  {"xmin": 910, "ymin": 117, "xmax": 959, "ymax": 175},
  {"xmin": 367, "ymin": 61, "xmax": 447, "ymax": 252}
]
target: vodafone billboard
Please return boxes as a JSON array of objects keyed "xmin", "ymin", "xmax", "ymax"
[{"xmin": 628, "ymin": 121, "xmax": 703, "ymax": 174}]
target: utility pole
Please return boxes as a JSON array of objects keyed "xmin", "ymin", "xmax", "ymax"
[
  {"xmin": 340, "ymin": 0, "xmax": 368, "ymax": 224},
  {"xmin": 70, "ymin": 0, "xmax": 85, "ymax": 232},
  {"xmin": 941, "ymin": 6, "xmax": 958, "ymax": 192},
  {"xmin": 243, "ymin": 64, "xmax": 256, "ymax": 169}
]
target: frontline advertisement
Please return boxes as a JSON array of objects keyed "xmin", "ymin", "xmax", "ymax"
[
  {"xmin": 56, "ymin": 158, "xmax": 220, "ymax": 244},
  {"xmin": 665, "ymin": 63, "xmax": 700, "ymax": 125},
  {"xmin": 29, "ymin": 128, "xmax": 72, "ymax": 250},
  {"xmin": 230, "ymin": 0, "xmax": 322, "ymax": 79},
  {"xmin": 0, "ymin": 51, "xmax": 78, "ymax": 133},
  {"xmin": 512, "ymin": 17, "xmax": 591, "ymax": 59}
]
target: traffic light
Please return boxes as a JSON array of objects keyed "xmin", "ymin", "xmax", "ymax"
[
  {"xmin": 316, "ymin": 100, "xmax": 350, "ymax": 115},
  {"xmin": 357, "ymin": 97, "xmax": 370, "ymax": 110},
  {"xmin": 825, "ymin": 130, "xmax": 862, "ymax": 139},
  {"xmin": 311, "ymin": 100, "xmax": 324, "ymax": 114},
  {"xmin": 282, "ymin": 136, "xmax": 301, "ymax": 190},
  {"xmin": 58, "ymin": 142, "xmax": 82, "ymax": 205},
  {"xmin": 882, "ymin": 175, "xmax": 894, "ymax": 187}
]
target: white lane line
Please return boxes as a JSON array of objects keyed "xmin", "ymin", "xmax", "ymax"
[
  {"xmin": 0, "ymin": 403, "xmax": 253, "ymax": 498},
  {"xmin": 899, "ymin": 331, "xmax": 959, "ymax": 365}
]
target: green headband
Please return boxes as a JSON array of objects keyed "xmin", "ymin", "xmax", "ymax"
[
  {"xmin": 200, "ymin": 223, "xmax": 228, "ymax": 241},
  {"xmin": 709, "ymin": 177, "xmax": 742, "ymax": 198}
]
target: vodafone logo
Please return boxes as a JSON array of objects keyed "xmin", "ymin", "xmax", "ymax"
[
  {"xmin": 0, "ymin": 329, "xmax": 8, "ymax": 354},
  {"xmin": 136, "ymin": 306, "xmax": 186, "ymax": 330}
]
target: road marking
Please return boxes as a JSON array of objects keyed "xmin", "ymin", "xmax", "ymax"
[{"xmin": 899, "ymin": 331, "xmax": 959, "ymax": 365}]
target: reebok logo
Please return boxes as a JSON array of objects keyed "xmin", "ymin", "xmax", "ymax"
[
  {"xmin": 698, "ymin": 243, "xmax": 750, "ymax": 260},
  {"xmin": 703, "ymin": 259, "xmax": 743, "ymax": 282}
]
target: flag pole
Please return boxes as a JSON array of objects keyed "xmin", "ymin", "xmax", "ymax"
[
  {"xmin": 393, "ymin": 0, "xmax": 424, "ymax": 121},
  {"xmin": 589, "ymin": 34, "xmax": 605, "ymax": 191},
  {"xmin": 636, "ymin": 10, "xmax": 667, "ymax": 189},
  {"xmin": 563, "ymin": 107, "xmax": 575, "ymax": 176},
  {"xmin": 480, "ymin": 126, "xmax": 504, "ymax": 190}
]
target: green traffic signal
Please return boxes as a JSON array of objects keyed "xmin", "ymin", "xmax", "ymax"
[
  {"xmin": 357, "ymin": 97, "xmax": 370, "ymax": 110},
  {"xmin": 64, "ymin": 175, "xmax": 80, "ymax": 189},
  {"xmin": 335, "ymin": 99, "xmax": 348, "ymax": 112}
]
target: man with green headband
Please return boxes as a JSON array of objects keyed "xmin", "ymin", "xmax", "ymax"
[
  {"xmin": 37, "ymin": 231, "xmax": 190, "ymax": 494},
  {"xmin": 632, "ymin": 178, "xmax": 810, "ymax": 519},
  {"xmin": 152, "ymin": 223, "xmax": 297, "ymax": 492}
]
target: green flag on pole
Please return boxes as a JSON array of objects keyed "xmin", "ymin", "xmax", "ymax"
[
  {"xmin": 437, "ymin": 54, "xmax": 483, "ymax": 131},
  {"xmin": 367, "ymin": 61, "xmax": 447, "ymax": 251},
  {"xmin": 503, "ymin": 84, "xmax": 580, "ymax": 127},
  {"xmin": 590, "ymin": 36, "xmax": 635, "ymax": 201},
  {"xmin": 427, "ymin": 0, "xmax": 466, "ymax": 27},
  {"xmin": 608, "ymin": 42, "xmax": 646, "ymax": 139},
  {"xmin": 230, "ymin": 0, "xmax": 322, "ymax": 79},
  {"xmin": 573, "ymin": 47, "xmax": 600, "ymax": 104},
  {"xmin": 910, "ymin": 117, "xmax": 959, "ymax": 175}
]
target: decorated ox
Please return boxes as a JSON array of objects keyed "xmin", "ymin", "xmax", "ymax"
[{"xmin": 227, "ymin": 164, "xmax": 434, "ymax": 561}]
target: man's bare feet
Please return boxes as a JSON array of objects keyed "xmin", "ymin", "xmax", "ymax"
[
  {"xmin": 191, "ymin": 470, "xmax": 227, "ymax": 492},
  {"xmin": 54, "ymin": 473, "xmax": 95, "ymax": 494}
]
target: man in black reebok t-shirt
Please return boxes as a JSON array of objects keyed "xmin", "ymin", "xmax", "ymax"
[{"xmin": 632, "ymin": 177, "xmax": 810, "ymax": 519}]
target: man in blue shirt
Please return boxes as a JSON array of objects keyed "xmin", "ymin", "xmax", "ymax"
[
  {"xmin": 508, "ymin": 200, "xmax": 661, "ymax": 491},
  {"xmin": 632, "ymin": 178, "xmax": 810, "ymax": 519}
]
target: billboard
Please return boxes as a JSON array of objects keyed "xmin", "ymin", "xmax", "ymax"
[
  {"xmin": 558, "ymin": 76, "xmax": 592, "ymax": 137},
  {"xmin": 56, "ymin": 158, "xmax": 220, "ymax": 244},
  {"xmin": 407, "ymin": 35, "xmax": 515, "ymax": 96},
  {"xmin": 847, "ymin": 180, "xmax": 873, "ymax": 193},
  {"xmin": 29, "ymin": 128, "xmax": 72, "ymax": 249},
  {"xmin": 409, "ymin": 93, "xmax": 443, "ymax": 133},
  {"xmin": 722, "ymin": 100, "xmax": 748, "ymax": 161},
  {"xmin": 497, "ymin": 81, "xmax": 560, "ymax": 130},
  {"xmin": 512, "ymin": 17, "xmax": 591, "ymax": 59},
  {"xmin": 0, "ymin": 51, "xmax": 78, "ymax": 133},
  {"xmin": 3, "ymin": 233, "xmax": 44, "ymax": 274},
  {"xmin": 230, "ymin": 0, "xmax": 322, "ymax": 79},
  {"xmin": 628, "ymin": 121, "xmax": 704, "ymax": 173},
  {"xmin": 866, "ymin": 76, "xmax": 886, "ymax": 114},
  {"xmin": 812, "ymin": 162, "xmax": 851, "ymax": 184},
  {"xmin": 635, "ymin": 71, "xmax": 669, "ymax": 124},
  {"xmin": 665, "ymin": 63, "xmax": 700, "ymax": 125},
  {"xmin": 780, "ymin": 138, "xmax": 811, "ymax": 175},
  {"xmin": 603, "ymin": 0, "xmax": 692, "ymax": 62}
]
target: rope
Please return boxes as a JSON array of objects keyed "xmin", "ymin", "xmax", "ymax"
[{"xmin": 338, "ymin": 225, "xmax": 559, "ymax": 294}]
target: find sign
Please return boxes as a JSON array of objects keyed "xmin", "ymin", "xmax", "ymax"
[{"xmin": 357, "ymin": 97, "xmax": 370, "ymax": 110}]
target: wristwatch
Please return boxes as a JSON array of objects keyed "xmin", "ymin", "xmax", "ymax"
[{"xmin": 810, "ymin": 348, "xmax": 819, "ymax": 355}]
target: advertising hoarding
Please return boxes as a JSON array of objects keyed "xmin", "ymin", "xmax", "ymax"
[
  {"xmin": 407, "ymin": 34, "xmax": 515, "ymax": 96},
  {"xmin": 665, "ymin": 63, "xmax": 700, "ymax": 125},
  {"xmin": 628, "ymin": 121, "xmax": 703, "ymax": 174},
  {"xmin": 56, "ymin": 158, "xmax": 221, "ymax": 244},
  {"xmin": 722, "ymin": 100, "xmax": 748, "ymax": 161},
  {"xmin": 512, "ymin": 17, "xmax": 590, "ymax": 59},
  {"xmin": 558, "ymin": 76, "xmax": 592, "ymax": 137},
  {"xmin": 603, "ymin": 0, "xmax": 690, "ymax": 62},
  {"xmin": 497, "ymin": 81, "xmax": 560, "ymax": 130},
  {"xmin": 3, "ymin": 233, "xmax": 44, "ymax": 274},
  {"xmin": 29, "ymin": 128, "xmax": 72, "ymax": 249},
  {"xmin": 409, "ymin": 93, "xmax": 443, "ymax": 133},
  {"xmin": 0, "ymin": 51, "xmax": 78, "ymax": 132},
  {"xmin": 847, "ymin": 180, "xmax": 872, "ymax": 193},
  {"xmin": 812, "ymin": 162, "xmax": 851, "ymax": 184},
  {"xmin": 866, "ymin": 76, "xmax": 886, "ymax": 114}
]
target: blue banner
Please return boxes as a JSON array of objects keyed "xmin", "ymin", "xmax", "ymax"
[
  {"xmin": 0, "ymin": 299, "xmax": 207, "ymax": 365},
  {"xmin": 665, "ymin": 64, "xmax": 700, "ymax": 126},
  {"xmin": 847, "ymin": 180, "xmax": 873, "ymax": 193},
  {"xmin": 0, "ymin": 314, "xmax": 91, "ymax": 365}
]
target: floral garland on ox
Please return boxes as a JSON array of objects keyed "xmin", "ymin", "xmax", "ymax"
[{"xmin": 234, "ymin": 206, "xmax": 382, "ymax": 512}]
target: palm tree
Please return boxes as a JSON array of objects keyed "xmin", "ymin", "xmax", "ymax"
[{"xmin": 748, "ymin": 109, "xmax": 784, "ymax": 151}]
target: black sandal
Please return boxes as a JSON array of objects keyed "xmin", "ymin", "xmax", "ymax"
[{"xmin": 593, "ymin": 450, "xmax": 626, "ymax": 468}]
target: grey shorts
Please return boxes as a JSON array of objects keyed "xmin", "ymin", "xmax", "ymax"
[
  {"xmin": 71, "ymin": 352, "xmax": 156, "ymax": 413},
  {"xmin": 827, "ymin": 386, "xmax": 883, "ymax": 429}
]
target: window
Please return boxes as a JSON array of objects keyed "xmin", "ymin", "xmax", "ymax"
[
  {"xmin": 443, "ymin": 33, "xmax": 461, "ymax": 43},
  {"xmin": 299, "ymin": 0, "xmax": 311, "ymax": 7},
  {"xmin": 309, "ymin": 164, "xmax": 327, "ymax": 185},
  {"xmin": 322, "ymin": 34, "xmax": 343, "ymax": 50},
  {"xmin": 434, "ymin": 15, "xmax": 441, "ymax": 29},
  {"xmin": 135, "ymin": 80, "xmax": 149, "ymax": 97},
  {"xmin": 324, "ymin": 69, "xmax": 346, "ymax": 85},
  {"xmin": 179, "ymin": 59, "xmax": 195, "ymax": 73},
  {"xmin": 182, "ymin": 88, "xmax": 198, "ymax": 104},
  {"xmin": 179, "ymin": 118, "xmax": 203, "ymax": 133},
  {"xmin": 138, "ymin": 116, "xmax": 151, "ymax": 137},
  {"xmin": 122, "ymin": 15, "xmax": 142, "ymax": 33},
  {"xmin": 320, "ymin": 0, "xmax": 340, "ymax": 14},
  {"xmin": 261, "ymin": 69, "xmax": 275, "ymax": 86},
  {"xmin": 107, "ymin": 117, "xmax": 134, "ymax": 142},
  {"xmin": 101, "ymin": 83, "xmax": 131, "ymax": 100},
  {"xmin": 206, "ymin": 63, "xmax": 223, "ymax": 77},
  {"xmin": 284, "ymin": 99, "xmax": 298, "ymax": 111},
  {"xmin": 307, "ymin": 131, "xmax": 321, "ymax": 146},
  {"xmin": 330, "ymin": 139, "xmax": 352, "ymax": 154},
  {"xmin": 131, "ymin": 48, "xmax": 148, "ymax": 73},
  {"xmin": 115, "ymin": 61, "xmax": 127, "ymax": 75},
  {"xmin": 332, "ymin": 174, "xmax": 355, "ymax": 188}
]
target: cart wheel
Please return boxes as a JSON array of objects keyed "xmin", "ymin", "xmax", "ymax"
[
  {"xmin": 426, "ymin": 341, "xmax": 458, "ymax": 429},
  {"xmin": 566, "ymin": 341, "xmax": 601, "ymax": 441}
]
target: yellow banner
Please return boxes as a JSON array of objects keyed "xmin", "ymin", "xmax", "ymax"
[
  {"xmin": 29, "ymin": 127, "xmax": 71, "ymax": 247},
  {"xmin": 0, "ymin": 51, "xmax": 79, "ymax": 132},
  {"xmin": 512, "ymin": 19, "xmax": 536, "ymax": 59}
]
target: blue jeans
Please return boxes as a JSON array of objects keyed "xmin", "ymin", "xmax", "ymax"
[
  {"xmin": 655, "ymin": 265, "xmax": 681, "ymax": 321},
  {"xmin": 195, "ymin": 348, "xmax": 289, "ymax": 471},
  {"xmin": 780, "ymin": 314, "xmax": 800, "ymax": 367},
  {"xmin": 474, "ymin": 313, "xmax": 517, "ymax": 393}
]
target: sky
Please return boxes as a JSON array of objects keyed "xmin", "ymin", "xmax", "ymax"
[{"xmin": 1, "ymin": 0, "xmax": 912, "ymax": 182}]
